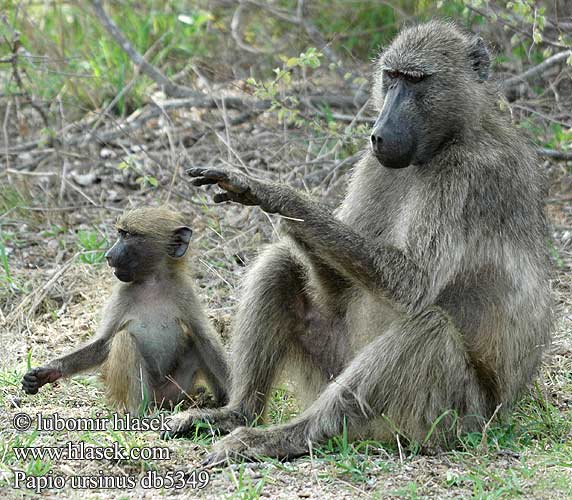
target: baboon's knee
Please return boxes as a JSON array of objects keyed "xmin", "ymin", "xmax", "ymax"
[
  {"xmin": 238, "ymin": 244, "xmax": 306, "ymax": 316},
  {"xmin": 304, "ymin": 308, "xmax": 490, "ymax": 444}
]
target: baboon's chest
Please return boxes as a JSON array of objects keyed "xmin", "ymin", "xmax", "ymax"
[
  {"xmin": 341, "ymin": 165, "xmax": 428, "ymax": 251},
  {"xmin": 124, "ymin": 305, "xmax": 185, "ymax": 375},
  {"xmin": 388, "ymin": 184, "xmax": 422, "ymax": 250}
]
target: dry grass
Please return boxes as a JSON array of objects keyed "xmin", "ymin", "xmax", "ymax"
[
  {"xmin": 1, "ymin": 156, "xmax": 571, "ymax": 500},
  {"xmin": 0, "ymin": 67, "xmax": 571, "ymax": 498}
]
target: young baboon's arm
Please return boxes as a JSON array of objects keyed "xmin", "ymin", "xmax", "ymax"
[
  {"xmin": 178, "ymin": 294, "xmax": 230, "ymax": 403},
  {"xmin": 22, "ymin": 300, "xmax": 125, "ymax": 395},
  {"xmin": 188, "ymin": 167, "xmax": 429, "ymax": 311}
]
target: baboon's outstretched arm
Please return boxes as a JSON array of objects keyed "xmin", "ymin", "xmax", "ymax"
[
  {"xmin": 49, "ymin": 337, "xmax": 112, "ymax": 376},
  {"xmin": 22, "ymin": 308, "xmax": 122, "ymax": 395},
  {"xmin": 188, "ymin": 167, "xmax": 428, "ymax": 310},
  {"xmin": 49, "ymin": 301, "xmax": 125, "ymax": 375}
]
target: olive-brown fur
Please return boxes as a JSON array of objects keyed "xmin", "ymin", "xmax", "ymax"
[{"xmin": 22, "ymin": 207, "xmax": 229, "ymax": 413}]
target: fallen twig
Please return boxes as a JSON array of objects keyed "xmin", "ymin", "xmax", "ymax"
[{"xmin": 536, "ymin": 148, "xmax": 572, "ymax": 161}]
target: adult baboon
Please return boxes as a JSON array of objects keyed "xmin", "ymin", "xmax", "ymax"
[
  {"xmin": 165, "ymin": 21, "xmax": 552, "ymax": 463},
  {"xmin": 22, "ymin": 207, "xmax": 229, "ymax": 413}
]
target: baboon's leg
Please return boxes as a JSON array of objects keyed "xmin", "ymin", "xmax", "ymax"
[
  {"xmin": 228, "ymin": 246, "xmax": 329, "ymax": 419},
  {"xmin": 165, "ymin": 243, "xmax": 321, "ymax": 437},
  {"xmin": 152, "ymin": 349, "xmax": 202, "ymax": 408},
  {"xmin": 205, "ymin": 307, "xmax": 490, "ymax": 462},
  {"xmin": 104, "ymin": 331, "xmax": 154, "ymax": 414}
]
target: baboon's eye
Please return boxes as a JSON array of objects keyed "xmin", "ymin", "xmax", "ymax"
[
  {"xmin": 384, "ymin": 70, "xmax": 426, "ymax": 83},
  {"xmin": 118, "ymin": 229, "xmax": 129, "ymax": 238},
  {"xmin": 403, "ymin": 73, "xmax": 426, "ymax": 83}
]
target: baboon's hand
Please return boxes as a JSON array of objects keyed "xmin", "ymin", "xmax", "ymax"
[
  {"xmin": 202, "ymin": 426, "xmax": 308, "ymax": 467},
  {"xmin": 22, "ymin": 366, "xmax": 62, "ymax": 395},
  {"xmin": 161, "ymin": 408, "xmax": 246, "ymax": 440},
  {"xmin": 188, "ymin": 167, "xmax": 285, "ymax": 214}
]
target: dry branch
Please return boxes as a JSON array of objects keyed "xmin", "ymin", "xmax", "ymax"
[
  {"xmin": 504, "ymin": 50, "xmax": 572, "ymax": 89},
  {"xmin": 7, "ymin": 2, "xmax": 571, "ymax": 172},
  {"xmin": 90, "ymin": 0, "xmax": 200, "ymax": 99},
  {"xmin": 536, "ymin": 148, "xmax": 572, "ymax": 161}
]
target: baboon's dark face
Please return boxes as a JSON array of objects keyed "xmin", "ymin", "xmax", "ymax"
[
  {"xmin": 371, "ymin": 22, "xmax": 490, "ymax": 169},
  {"xmin": 370, "ymin": 70, "xmax": 425, "ymax": 169},
  {"xmin": 105, "ymin": 225, "xmax": 192, "ymax": 283},
  {"xmin": 105, "ymin": 231, "xmax": 162, "ymax": 283}
]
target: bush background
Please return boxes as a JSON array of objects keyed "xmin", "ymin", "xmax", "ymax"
[{"xmin": 0, "ymin": 1, "xmax": 571, "ymax": 498}]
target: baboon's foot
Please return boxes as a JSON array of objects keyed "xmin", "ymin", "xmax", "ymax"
[
  {"xmin": 203, "ymin": 425, "xmax": 309, "ymax": 466},
  {"xmin": 161, "ymin": 407, "xmax": 248, "ymax": 440}
]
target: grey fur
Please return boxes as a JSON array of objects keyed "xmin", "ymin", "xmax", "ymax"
[{"xmin": 167, "ymin": 21, "xmax": 552, "ymax": 463}]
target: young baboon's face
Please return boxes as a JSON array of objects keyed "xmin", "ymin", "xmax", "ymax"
[
  {"xmin": 108, "ymin": 209, "xmax": 193, "ymax": 283},
  {"xmin": 370, "ymin": 21, "xmax": 490, "ymax": 169},
  {"xmin": 105, "ymin": 230, "xmax": 163, "ymax": 283},
  {"xmin": 105, "ymin": 224, "xmax": 192, "ymax": 283}
]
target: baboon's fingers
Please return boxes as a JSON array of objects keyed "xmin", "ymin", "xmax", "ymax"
[
  {"xmin": 161, "ymin": 414, "xmax": 221, "ymax": 440},
  {"xmin": 190, "ymin": 177, "xmax": 218, "ymax": 187},
  {"xmin": 22, "ymin": 369, "xmax": 40, "ymax": 393},
  {"xmin": 186, "ymin": 166, "xmax": 211, "ymax": 177},
  {"xmin": 187, "ymin": 167, "xmax": 230, "ymax": 182},
  {"xmin": 201, "ymin": 450, "xmax": 231, "ymax": 468},
  {"xmin": 213, "ymin": 192, "xmax": 233, "ymax": 204},
  {"xmin": 22, "ymin": 377, "xmax": 39, "ymax": 394}
]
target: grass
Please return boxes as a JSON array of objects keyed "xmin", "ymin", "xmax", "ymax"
[
  {"xmin": 5, "ymin": 345, "xmax": 568, "ymax": 498},
  {"xmin": 3, "ymin": 2, "xmax": 216, "ymax": 115},
  {"xmin": 0, "ymin": 211, "xmax": 570, "ymax": 498},
  {"xmin": 225, "ymin": 464, "xmax": 268, "ymax": 499}
]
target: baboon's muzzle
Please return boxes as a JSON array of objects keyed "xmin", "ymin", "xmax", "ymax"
[{"xmin": 371, "ymin": 83, "xmax": 416, "ymax": 169}]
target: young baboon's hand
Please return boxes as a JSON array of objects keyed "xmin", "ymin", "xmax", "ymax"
[
  {"xmin": 188, "ymin": 167, "xmax": 285, "ymax": 214},
  {"xmin": 22, "ymin": 366, "xmax": 62, "ymax": 395}
]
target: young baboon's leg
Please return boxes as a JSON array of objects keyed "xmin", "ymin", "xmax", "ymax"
[
  {"xmin": 182, "ymin": 321, "xmax": 229, "ymax": 405},
  {"xmin": 204, "ymin": 307, "xmax": 490, "ymax": 463},
  {"xmin": 103, "ymin": 331, "xmax": 154, "ymax": 414},
  {"xmin": 152, "ymin": 348, "xmax": 202, "ymax": 408},
  {"xmin": 164, "ymin": 243, "xmax": 313, "ymax": 437}
]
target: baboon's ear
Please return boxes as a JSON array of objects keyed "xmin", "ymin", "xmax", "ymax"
[
  {"xmin": 169, "ymin": 226, "xmax": 192, "ymax": 258},
  {"xmin": 469, "ymin": 36, "xmax": 490, "ymax": 82}
]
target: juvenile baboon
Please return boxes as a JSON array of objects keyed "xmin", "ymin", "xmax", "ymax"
[
  {"xmin": 165, "ymin": 21, "xmax": 552, "ymax": 463},
  {"xmin": 22, "ymin": 207, "xmax": 229, "ymax": 413}
]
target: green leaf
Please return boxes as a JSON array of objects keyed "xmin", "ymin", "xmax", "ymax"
[
  {"xmin": 147, "ymin": 176, "xmax": 158, "ymax": 187},
  {"xmin": 286, "ymin": 57, "xmax": 298, "ymax": 68}
]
